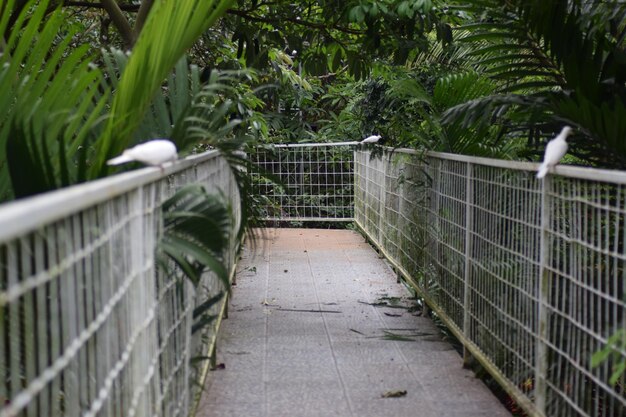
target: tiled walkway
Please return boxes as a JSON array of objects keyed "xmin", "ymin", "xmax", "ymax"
[{"xmin": 197, "ymin": 228, "xmax": 510, "ymax": 417}]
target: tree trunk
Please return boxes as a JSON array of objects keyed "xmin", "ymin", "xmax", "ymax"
[{"xmin": 100, "ymin": 0, "xmax": 135, "ymax": 48}]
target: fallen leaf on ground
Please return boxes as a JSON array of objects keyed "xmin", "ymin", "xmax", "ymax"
[
  {"xmin": 276, "ymin": 308, "xmax": 341, "ymax": 313},
  {"xmin": 381, "ymin": 331, "xmax": 415, "ymax": 341},
  {"xmin": 381, "ymin": 390, "xmax": 407, "ymax": 398},
  {"xmin": 358, "ymin": 300, "xmax": 409, "ymax": 309},
  {"xmin": 358, "ymin": 300, "xmax": 387, "ymax": 307},
  {"xmin": 384, "ymin": 312, "xmax": 402, "ymax": 317}
]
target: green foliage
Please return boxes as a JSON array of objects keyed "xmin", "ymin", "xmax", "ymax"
[
  {"xmin": 0, "ymin": 0, "xmax": 238, "ymax": 201},
  {"xmin": 174, "ymin": 69, "xmax": 266, "ymax": 149},
  {"xmin": 192, "ymin": 291, "xmax": 224, "ymax": 334},
  {"xmin": 100, "ymin": 48, "xmax": 266, "ymax": 151},
  {"xmin": 312, "ymin": 63, "xmax": 514, "ymax": 158},
  {"xmin": 153, "ymin": 67, "xmax": 266, "ymax": 246},
  {"xmin": 157, "ymin": 185, "xmax": 232, "ymax": 288},
  {"xmin": 445, "ymin": 0, "xmax": 626, "ymax": 167},
  {"xmin": 385, "ymin": 70, "xmax": 518, "ymax": 157},
  {"xmin": 0, "ymin": 0, "xmax": 108, "ymax": 201},
  {"xmin": 315, "ymin": 77, "xmax": 367, "ymax": 142},
  {"xmin": 91, "ymin": 0, "xmax": 235, "ymax": 178},
  {"xmin": 92, "ymin": 46, "xmax": 265, "ymax": 249},
  {"xmin": 225, "ymin": 0, "xmax": 453, "ymax": 80},
  {"xmin": 592, "ymin": 329, "xmax": 626, "ymax": 386}
]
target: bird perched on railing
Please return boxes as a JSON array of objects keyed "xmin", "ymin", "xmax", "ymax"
[
  {"xmin": 536, "ymin": 126, "xmax": 573, "ymax": 179},
  {"xmin": 361, "ymin": 134, "xmax": 381, "ymax": 144},
  {"xmin": 107, "ymin": 139, "xmax": 178, "ymax": 168}
]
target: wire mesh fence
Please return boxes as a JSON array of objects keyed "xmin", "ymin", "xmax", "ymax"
[
  {"xmin": 4, "ymin": 142, "xmax": 626, "ymax": 417},
  {"xmin": 355, "ymin": 149, "xmax": 626, "ymax": 417},
  {"xmin": 0, "ymin": 151, "xmax": 240, "ymax": 417},
  {"xmin": 249, "ymin": 142, "xmax": 356, "ymax": 222}
]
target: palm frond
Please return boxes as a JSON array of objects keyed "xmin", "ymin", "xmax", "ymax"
[
  {"xmin": 454, "ymin": 3, "xmax": 565, "ymax": 93},
  {"xmin": 157, "ymin": 185, "xmax": 232, "ymax": 288},
  {"xmin": 91, "ymin": 0, "xmax": 235, "ymax": 178},
  {"xmin": 100, "ymin": 48, "xmax": 204, "ymax": 143},
  {"xmin": 0, "ymin": 0, "xmax": 108, "ymax": 201},
  {"xmin": 446, "ymin": 0, "xmax": 626, "ymax": 166}
]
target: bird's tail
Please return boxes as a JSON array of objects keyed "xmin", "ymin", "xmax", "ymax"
[
  {"xmin": 107, "ymin": 153, "xmax": 133, "ymax": 166},
  {"xmin": 536, "ymin": 164, "xmax": 548, "ymax": 179}
]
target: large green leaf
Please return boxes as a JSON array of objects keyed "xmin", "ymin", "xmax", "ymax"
[
  {"xmin": 91, "ymin": 0, "xmax": 235, "ymax": 178},
  {"xmin": 447, "ymin": 0, "xmax": 626, "ymax": 166},
  {"xmin": 157, "ymin": 185, "xmax": 233, "ymax": 289},
  {"xmin": 0, "ymin": 0, "xmax": 108, "ymax": 201},
  {"xmin": 100, "ymin": 49, "xmax": 206, "ymax": 144}
]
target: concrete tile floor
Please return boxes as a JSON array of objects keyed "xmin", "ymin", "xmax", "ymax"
[{"xmin": 197, "ymin": 228, "xmax": 510, "ymax": 417}]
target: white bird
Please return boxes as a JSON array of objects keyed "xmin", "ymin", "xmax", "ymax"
[
  {"xmin": 361, "ymin": 134, "xmax": 381, "ymax": 144},
  {"xmin": 536, "ymin": 126, "xmax": 573, "ymax": 179},
  {"xmin": 107, "ymin": 139, "xmax": 178, "ymax": 168}
]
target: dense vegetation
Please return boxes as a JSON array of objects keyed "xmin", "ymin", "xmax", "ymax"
[{"xmin": 1, "ymin": 0, "xmax": 625, "ymax": 202}]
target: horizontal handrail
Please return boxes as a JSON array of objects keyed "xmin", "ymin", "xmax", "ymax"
[
  {"xmin": 0, "ymin": 150, "xmax": 221, "ymax": 243},
  {"xmin": 263, "ymin": 141, "xmax": 360, "ymax": 148},
  {"xmin": 394, "ymin": 147, "xmax": 626, "ymax": 184},
  {"xmin": 256, "ymin": 142, "xmax": 626, "ymax": 183}
]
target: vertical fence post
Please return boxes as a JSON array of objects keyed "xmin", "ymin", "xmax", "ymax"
[
  {"xmin": 463, "ymin": 162, "xmax": 474, "ymax": 366},
  {"xmin": 130, "ymin": 186, "xmax": 152, "ymax": 416},
  {"xmin": 380, "ymin": 152, "xmax": 388, "ymax": 247},
  {"xmin": 536, "ymin": 176, "xmax": 551, "ymax": 416},
  {"xmin": 353, "ymin": 149, "xmax": 358, "ymax": 224}
]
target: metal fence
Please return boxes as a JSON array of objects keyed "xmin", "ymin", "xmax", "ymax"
[
  {"xmin": 355, "ymin": 149, "xmax": 626, "ymax": 417},
  {"xmin": 9, "ymin": 142, "xmax": 624, "ymax": 417},
  {"xmin": 250, "ymin": 142, "xmax": 356, "ymax": 222},
  {"xmin": 0, "ymin": 151, "xmax": 240, "ymax": 417}
]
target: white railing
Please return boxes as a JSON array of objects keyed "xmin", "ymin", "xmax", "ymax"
[
  {"xmin": 250, "ymin": 143, "xmax": 356, "ymax": 222},
  {"xmin": 0, "ymin": 151, "xmax": 240, "ymax": 417},
  {"xmin": 355, "ymin": 148, "xmax": 626, "ymax": 417}
]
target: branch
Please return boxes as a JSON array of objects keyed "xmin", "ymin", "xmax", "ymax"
[
  {"xmin": 226, "ymin": 8, "xmax": 365, "ymax": 36},
  {"xmin": 99, "ymin": 0, "xmax": 135, "ymax": 47},
  {"xmin": 134, "ymin": 0, "xmax": 154, "ymax": 35},
  {"xmin": 64, "ymin": 1, "xmax": 139, "ymax": 12}
]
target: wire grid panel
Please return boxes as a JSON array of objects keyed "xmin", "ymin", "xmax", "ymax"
[
  {"xmin": 0, "ymin": 152, "xmax": 239, "ymax": 417},
  {"xmin": 468, "ymin": 164, "xmax": 542, "ymax": 403},
  {"xmin": 250, "ymin": 144, "xmax": 355, "ymax": 221},
  {"xmin": 354, "ymin": 151, "xmax": 385, "ymax": 241},
  {"xmin": 543, "ymin": 177, "xmax": 626, "ymax": 417},
  {"xmin": 355, "ymin": 152, "xmax": 467, "ymax": 331},
  {"xmin": 354, "ymin": 148, "xmax": 626, "ymax": 417}
]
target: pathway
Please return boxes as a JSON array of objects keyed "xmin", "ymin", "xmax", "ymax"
[{"xmin": 196, "ymin": 228, "xmax": 510, "ymax": 417}]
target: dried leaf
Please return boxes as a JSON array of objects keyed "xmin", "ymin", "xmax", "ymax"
[
  {"xmin": 276, "ymin": 308, "xmax": 341, "ymax": 313},
  {"xmin": 382, "ymin": 331, "xmax": 416, "ymax": 341},
  {"xmin": 381, "ymin": 390, "xmax": 407, "ymax": 398},
  {"xmin": 211, "ymin": 363, "xmax": 226, "ymax": 371}
]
